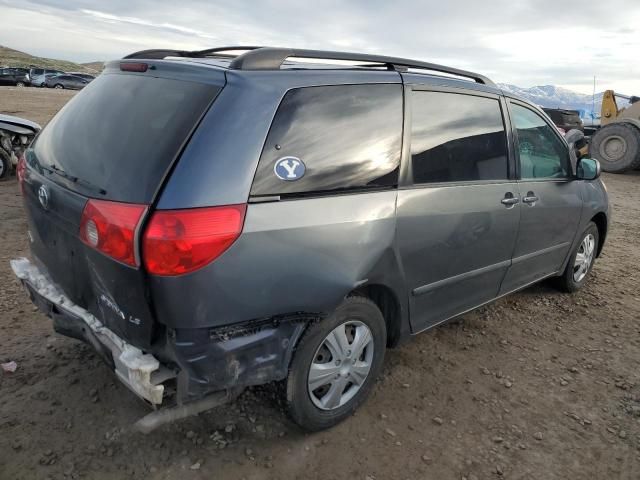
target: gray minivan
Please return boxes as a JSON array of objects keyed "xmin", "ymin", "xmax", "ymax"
[{"xmin": 11, "ymin": 47, "xmax": 609, "ymax": 431}]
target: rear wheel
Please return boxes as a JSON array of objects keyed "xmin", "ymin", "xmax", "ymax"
[
  {"xmin": 590, "ymin": 123, "xmax": 640, "ymax": 173},
  {"xmin": 556, "ymin": 222, "xmax": 599, "ymax": 292},
  {"xmin": 286, "ymin": 296, "xmax": 386, "ymax": 431},
  {"xmin": 16, "ymin": 81, "xmax": 25, "ymax": 87}
]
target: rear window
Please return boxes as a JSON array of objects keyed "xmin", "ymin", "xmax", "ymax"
[
  {"xmin": 410, "ymin": 91, "xmax": 508, "ymax": 184},
  {"xmin": 32, "ymin": 73, "xmax": 220, "ymax": 203},
  {"xmin": 250, "ymin": 84, "xmax": 403, "ymax": 197}
]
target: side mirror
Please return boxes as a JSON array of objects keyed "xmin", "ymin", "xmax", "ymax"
[{"xmin": 576, "ymin": 158, "xmax": 601, "ymax": 180}]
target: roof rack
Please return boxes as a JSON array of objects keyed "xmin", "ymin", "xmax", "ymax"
[
  {"xmin": 122, "ymin": 46, "xmax": 495, "ymax": 87},
  {"xmin": 122, "ymin": 46, "xmax": 263, "ymax": 60},
  {"xmin": 229, "ymin": 48, "xmax": 494, "ymax": 86}
]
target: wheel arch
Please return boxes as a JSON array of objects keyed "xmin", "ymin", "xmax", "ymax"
[
  {"xmin": 591, "ymin": 211, "xmax": 608, "ymax": 257},
  {"xmin": 350, "ymin": 283, "xmax": 405, "ymax": 348}
]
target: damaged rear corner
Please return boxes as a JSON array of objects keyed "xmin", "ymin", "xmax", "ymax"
[
  {"xmin": 168, "ymin": 314, "xmax": 314, "ymax": 403},
  {"xmin": 10, "ymin": 257, "xmax": 174, "ymax": 406}
]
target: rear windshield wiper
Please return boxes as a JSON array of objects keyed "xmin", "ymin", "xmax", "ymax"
[{"xmin": 44, "ymin": 164, "xmax": 107, "ymax": 196}]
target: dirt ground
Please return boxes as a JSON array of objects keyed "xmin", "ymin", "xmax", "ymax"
[{"xmin": 1, "ymin": 86, "xmax": 639, "ymax": 480}]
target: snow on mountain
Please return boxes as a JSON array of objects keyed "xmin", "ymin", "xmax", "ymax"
[{"xmin": 497, "ymin": 83, "xmax": 606, "ymax": 113}]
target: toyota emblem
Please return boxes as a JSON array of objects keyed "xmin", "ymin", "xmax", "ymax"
[{"xmin": 38, "ymin": 184, "xmax": 50, "ymax": 210}]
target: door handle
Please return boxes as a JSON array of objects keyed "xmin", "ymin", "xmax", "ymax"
[
  {"xmin": 501, "ymin": 193, "xmax": 519, "ymax": 206},
  {"xmin": 522, "ymin": 192, "xmax": 539, "ymax": 205}
]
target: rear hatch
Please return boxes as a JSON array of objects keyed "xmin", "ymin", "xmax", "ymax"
[{"xmin": 21, "ymin": 61, "xmax": 224, "ymax": 348}]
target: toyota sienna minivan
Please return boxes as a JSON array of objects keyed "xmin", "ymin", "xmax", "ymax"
[{"xmin": 12, "ymin": 47, "xmax": 609, "ymax": 431}]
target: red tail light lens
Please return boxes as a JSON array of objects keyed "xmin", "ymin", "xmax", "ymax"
[
  {"xmin": 79, "ymin": 200, "xmax": 147, "ymax": 266},
  {"xmin": 142, "ymin": 204, "xmax": 246, "ymax": 276},
  {"xmin": 16, "ymin": 154, "xmax": 26, "ymax": 193}
]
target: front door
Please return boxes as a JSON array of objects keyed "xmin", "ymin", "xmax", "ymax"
[
  {"xmin": 499, "ymin": 101, "xmax": 582, "ymax": 294},
  {"xmin": 396, "ymin": 87, "xmax": 520, "ymax": 332}
]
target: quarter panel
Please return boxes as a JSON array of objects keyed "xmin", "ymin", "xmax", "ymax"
[{"xmin": 149, "ymin": 191, "xmax": 404, "ymax": 329}]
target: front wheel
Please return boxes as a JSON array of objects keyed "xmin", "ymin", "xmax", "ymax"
[
  {"xmin": 16, "ymin": 81, "xmax": 25, "ymax": 87},
  {"xmin": 286, "ymin": 296, "xmax": 386, "ymax": 431},
  {"xmin": 54, "ymin": 84, "xmax": 64, "ymax": 89},
  {"xmin": 556, "ymin": 222, "xmax": 599, "ymax": 292}
]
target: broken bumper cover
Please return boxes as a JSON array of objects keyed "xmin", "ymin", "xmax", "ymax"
[
  {"xmin": 10, "ymin": 257, "xmax": 167, "ymax": 405},
  {"xmin": 11, "ymin": 257, "xmax": 311, "ymax": 406}
]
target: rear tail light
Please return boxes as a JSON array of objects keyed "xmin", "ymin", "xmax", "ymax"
[
  {"xmin": 16, "ymin": 154, "xmax": 26, "ymax": 193},
  {"xmin": 79, "ymin": 200, "xmax": 147, "ymax": 266},
  {"xmin": 142, "ymin": 204, "xmax": 246, "ymax": 276}
]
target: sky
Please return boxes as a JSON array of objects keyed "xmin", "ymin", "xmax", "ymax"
[{"xmin": 1, "ymin": 0, "xmax": 639, "ymax": 94}]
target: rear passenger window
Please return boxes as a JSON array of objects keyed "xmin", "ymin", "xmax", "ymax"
[
  {"xmin": 250, "ymin": 84, "xmax": 402, "ymax": 197},
  {"xmin": 411, "ymin": 91, "xmax": 508, "ymax": 184}
]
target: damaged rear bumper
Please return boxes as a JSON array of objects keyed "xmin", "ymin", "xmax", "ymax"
[
  {"xmin": 11, "ymin": 257, "xmax": 170, "ymax": 405},
  {"xmin": 11, "ymin": 257, "xmax": 310, "ymax": 408}
]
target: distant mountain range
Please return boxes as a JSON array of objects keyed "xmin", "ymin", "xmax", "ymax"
[{"xmin": 498, "ymin": 84, "xmax": 610, "ymax": 114}]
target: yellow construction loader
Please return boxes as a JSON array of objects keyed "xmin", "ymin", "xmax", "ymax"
[{"xmin": 590, "ymin": 90, "xmax": 640, "ymax": 173}]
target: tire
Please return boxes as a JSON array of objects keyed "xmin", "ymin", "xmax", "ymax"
[
  {"xmin": 16, "ymin": 81, "xmax": 25, "ymax": 87},
  {"xmin": 54, "ymin": 84, "xmax": 64, "ymax": 89},
  {"xmin": 556, "ymin": 222, "xmax": 599, "ymax": 293},
  {"xmin": 590, "ymin": 123, "xmax": 640, "ymax": 173},
  {"xmin": 0, "ymin": 148, "xmax": 11, "ymax": 179},
  {"xmin": 286, "ymin": 296, "xmax": 386, "ymax": 431}
]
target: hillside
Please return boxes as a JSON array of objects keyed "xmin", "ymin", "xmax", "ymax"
[
  {"xmin": 497, "ymin": 83, "xmax": 627, "ymax": 114},
  {"xmin": 81, "ymin": 61, "xmax": 105, "ymax": 72},
  {"xmin": 0, "ymin": 45, "xmax": 102, "ymax": 74}
]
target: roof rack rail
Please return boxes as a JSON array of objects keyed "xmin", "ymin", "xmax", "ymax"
[
  {"xmin": 122, "ymin": 46, "xmax": 494, "ymax": 87},
  {"xmin": 122, "ymin": 46, "xmax": 262, "ymax": 60},
  {"xmin": 228, "ymin": 47, "xmax": 495, "ymax": 86},
  {"xmin": 191, "ymin": 46, "xmax": 263, "ymax": 57}
]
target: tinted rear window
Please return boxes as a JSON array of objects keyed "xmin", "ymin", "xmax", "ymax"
[
  {"xmin": 32, "ymin": 73, "xmax": 220, "ymax": 203},
  {"xmin": 411, "ymin": 91, "xmax": 508, "ymax": 184},
  {"xmin": 250, "ymin": 84, "xmax": 403, "ymax": 197}
]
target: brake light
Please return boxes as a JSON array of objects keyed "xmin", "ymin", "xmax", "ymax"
[
  {"xmin": 120, "ymin": 62, "xmax": 148, "ymax": 72},
  {"xmin": 142, "ymin": 204, "xmax": 246, "ymax": 276},
  {"xmin": 16, "ymin": 154, "xmax": 26, "ymax": 193},
  {"xmin": 79, "ymin": 200, "xmax": 147, "ymax": 266}
]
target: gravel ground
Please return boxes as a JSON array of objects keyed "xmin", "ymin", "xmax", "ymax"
[{"xmin": 1, "ymin": 86, "xmax": 639, "ymax": 480}]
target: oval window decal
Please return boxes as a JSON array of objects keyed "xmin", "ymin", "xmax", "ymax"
[{"xmin": 274, "ymin": 156, "xmax": 305, "ymax": 181}]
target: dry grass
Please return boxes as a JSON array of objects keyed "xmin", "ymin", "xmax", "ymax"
[{"xmin": 0, "ymin": 45, "xmax": 102, "ymax": 73}]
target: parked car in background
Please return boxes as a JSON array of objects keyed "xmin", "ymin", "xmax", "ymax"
[
  {"xmin": 542, "ymin": 108, "xmax": 584, "ymax": 133},
  {"xmin": 0, "ymin": 67, "xmax": 29, "ymax": 86},
  {"xmin": 29, "ymin": 72, "xmax": 63, "ymax": 87},
  {"xmin": 11, "ymin": 47, "xmax": 610, "ymax": 432},
  {"xmin": 67, "ymin": 72, "xmax": 96, "ymax": 82},
  {"xmin": 45, "ymin": 74, "xmax": 90, "ymax": 90},
  {"xmin": 26, "ymin": 68, "xmax": 64, "ymax": 86}
]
